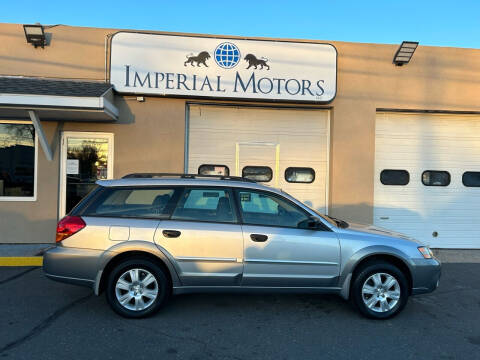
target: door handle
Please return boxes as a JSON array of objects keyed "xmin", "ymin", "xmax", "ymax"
[
  {"xmin": 250, "ymin": 234, "xmax": 268, "ymax": 242},
  {"xmin": 162, "ymin": 230, "xmax": 181, "ymax": 238}
]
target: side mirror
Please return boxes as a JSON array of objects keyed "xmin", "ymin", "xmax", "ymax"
[
  {"xmin": 307, "ymin": 216, "xmax": 322, "ymax": 229},
  {"xmin": 297, "ymin": 216, "xmax": 322, "ymax": 229},
  {"xmin": 298, "ymin": 216, "xmax": 321, "ymax": 230}
]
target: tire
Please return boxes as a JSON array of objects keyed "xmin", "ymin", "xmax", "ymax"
[
  {"xmin": 351, "ymin": 261, "xmax": 409, "ymax": 319},
  {"xmin": 106, "ymin": 258, "xmax": 170, "ymax": 318}
]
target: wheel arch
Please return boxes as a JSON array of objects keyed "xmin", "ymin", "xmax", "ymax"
[
  {"xmin": 95, "ymin": 242, "xmax": 181, "ymax": 295},
  {"xmin": 339, "ymin": 249, "xmax": 414, "ymax": 300}
]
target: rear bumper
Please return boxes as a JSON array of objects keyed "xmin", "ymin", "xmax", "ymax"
[
  {"xmin": 411, "ymin": 257, "xmax": 442, "ymax": 295},
  {"xmin": 43, "ymin": 246, "xmax": 103, "ymax": 289}
]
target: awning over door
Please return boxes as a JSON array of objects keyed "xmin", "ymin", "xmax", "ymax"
[
  {"xmin": 0, "ymin": 77, "xmax": 118, "ymax": 121},
  {"xmin": 0, "ymin": 77, "xmax": 119, "ymax": 161}
]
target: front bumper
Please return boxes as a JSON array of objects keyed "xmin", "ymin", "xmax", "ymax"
[
  {"xmin": 411, "ymin": 257, "xmax": 442, "ymax": 295},
  {"xmin": 43, "ymin": 245, "xmax": 103, "ymax": 289}
]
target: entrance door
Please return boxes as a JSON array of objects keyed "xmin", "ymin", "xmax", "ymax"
[{"xmin": 60, "ymin": 132, "xmax": 114, "ymax": 217}]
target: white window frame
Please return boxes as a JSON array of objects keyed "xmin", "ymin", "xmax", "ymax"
[
  {"xmin": 59, "ymin": 131, "xmax": 114, "ymax": 217},
  {"xmin": 0, "ymin": 120, "xmax": 38, "ymax": 202}
]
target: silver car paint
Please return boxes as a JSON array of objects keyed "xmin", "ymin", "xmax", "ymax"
[
  {"xmin": 241, "ymin": 224, "xmax": 340, "ymax": 287},
  {"xmin": 154, "ymin": 220, "xmax": 244, "ymax": 286},
  {"xmin": 43, "ymin": 177, "xmax": 441, "ymax": 299}
]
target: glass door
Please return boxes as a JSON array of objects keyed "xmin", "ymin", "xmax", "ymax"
[{"xmin": 60, "ymin": 132, "xmax": 114, "ymax": 217}]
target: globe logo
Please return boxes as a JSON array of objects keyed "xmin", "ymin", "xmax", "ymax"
[{"xmin": 214, "ymin": 42, "xmax": 241, "ymax": 69}]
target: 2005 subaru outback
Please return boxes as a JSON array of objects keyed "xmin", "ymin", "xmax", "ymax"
[{"xmin": 44, "ymin": 173, "xmax": 441, "ymax": 319}]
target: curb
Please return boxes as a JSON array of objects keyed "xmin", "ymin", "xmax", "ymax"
[{"xmin": 0, "ymin": 257, "xmax": 43, "ymax": 267}]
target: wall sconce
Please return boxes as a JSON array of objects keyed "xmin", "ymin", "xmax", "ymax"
[
  {"xmin": 393, "ymin": 41, "xmax": 419, "ymax": 66},
  {"xmin": 23, "ymin": 24, "xmax": 47, "ymax": 48}
]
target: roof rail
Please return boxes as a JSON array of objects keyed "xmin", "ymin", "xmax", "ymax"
[{"xmin": 121, "ymin": 173, "xmax": 256, "ymax": 183}]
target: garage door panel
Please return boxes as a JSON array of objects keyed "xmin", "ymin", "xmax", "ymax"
[
  {"xmin": 188, "ymin": 105, "xmax": 329, "ymax": 213},
  {"xmin": 375, "ymin": 112, "xmax": 480, "ymax": 248}
]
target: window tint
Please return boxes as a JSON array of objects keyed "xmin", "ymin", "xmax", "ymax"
[
  {"xmin": 0, "ymin": 122, "xmax": 35, "ymax": 198},
  {"xmin": 236, "ymin": 190, "xmax": 309, "ymax": 228},
  {"xmin": 83, "ymin": 187, "xmax": 178, "ymax": 218},
  {"xmin": 380, "ymin": 170, "xmax": 410, "ymax": 185},
  {"xmin": 172, "ymin": 188, "xmax": 236, "ymax": 223},
  {"xmin": 462, "ymin": 172, "xmax": 480, "ymax": 187},
  {"xmin": 422, "ymin": 171, "xmax": 450, "ymax": 187},
  {"xmin": 285, "ymin": 167, "xmax": 315, "ymax": 183},
  {"xmin": 242, "ymin": 166, "xmax": 272, "ymax": 182},
  {"xmin": 198, "ymin": 164, "xmax": 229, "ymax": 176}
]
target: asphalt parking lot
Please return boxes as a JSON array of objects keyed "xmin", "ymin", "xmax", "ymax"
[{"xmin": 1, "ymin": 262, "xmax": 479, "ymax": 360}]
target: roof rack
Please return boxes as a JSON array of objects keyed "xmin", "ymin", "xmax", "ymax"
[{"xmin": 121, "ymin": 173, "xmax": 256, "ymax": 183}]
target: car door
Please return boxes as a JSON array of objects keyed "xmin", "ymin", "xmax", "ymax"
[
  {"xmin": 235, "ymin": 189, "xmax": 340, "ymax": 287},
  {"xmin": 154, "ymin": 187, "xmax": 243, "ymax": 286}
]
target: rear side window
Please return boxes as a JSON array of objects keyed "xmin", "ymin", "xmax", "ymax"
[
  {"xmin": 171, "ymin": 188, "xmax": 236, "ymax": 223},
  {"xmin": 380, "ymin": 170, "xmax": 410, "ymax": 185},
  {"xmin": 285, "ymin": 167, "xmax": 315, "ymax": 183},
  {"xmin": 82, "ymin": 187, "xmax": 179, "ymax": 218},
  {"xmin": 198, "ymin": 164, "xmax": 229, "ymax": 176},
  {"xmin": 462, "ymin": 172, "xmax": 480, "ymax": 187},
  {"xmin": 242, "ymin": 166, "xmax": 273, "ymax": 182},
  {"xmin": 422, "ymin": 171, "xmax": 450, "ymax": 187}
]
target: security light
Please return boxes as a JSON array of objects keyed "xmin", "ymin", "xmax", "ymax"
[
  {"xmin": 393, "ymin": 41, "xmax": 418, "ymax": 66},
  {"xmin": 23, "ymin": 24, "xmax": 46, "ymax": 48}
]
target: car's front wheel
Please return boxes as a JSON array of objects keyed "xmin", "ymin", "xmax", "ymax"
[
  {"xmin": 351, "ymin": 261, "xmax": 409, "ymax": 319},
  {"xmin": 106, "ymin": 258, "xmax": 170, "ymax": 318}
]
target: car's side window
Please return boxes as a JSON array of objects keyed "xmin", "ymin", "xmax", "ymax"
[
  {"xmin": 236, "ymin": 189, "xmax": 310, "ymax": 228},
  {"xmin": 171, "ymin": 188, "xmax": 237, "ymax": 223},
  {"xmin": 82, "ymin": 187, "xmax": 179, "ymax": 218}
]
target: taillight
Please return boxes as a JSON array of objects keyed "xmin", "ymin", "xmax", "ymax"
[{"xmin": 56, "ymin": 216, "xmax": 86, "ymax": 242}]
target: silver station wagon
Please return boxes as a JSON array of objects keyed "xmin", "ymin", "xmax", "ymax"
[{"xmin": 43, "ymin": 173, "xmax": 441, "ymax": 319}]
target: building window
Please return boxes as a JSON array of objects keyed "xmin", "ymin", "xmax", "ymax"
[
  {"xmin": 0, "ymin": 122, "xmax": 37, "ymax": 200},
  {"xmin": 285, "ymin": 167, "xmax": 315, "ymax": 183},
  {"xmin": 462, "ymin": 172, "xmax": 480, "ymax": 187},
  {"xmin": 198, "ymin": 164, "xmax": 229, "ymax": 176},
  {"xmin": 242, "ymin": 166, "xmax": 273, "ymax": 182},
  {"xmin": 422, "ymin": 170, "xmax": 451, "ymax": 187},
  {"xmin": 380, "ymin": 169, "xmax": 410, "ymax": 185}
]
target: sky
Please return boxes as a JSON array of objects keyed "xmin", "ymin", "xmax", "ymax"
[{"xmin": 2, "ymin": 0, "xmax": 480, "ymax": 49}]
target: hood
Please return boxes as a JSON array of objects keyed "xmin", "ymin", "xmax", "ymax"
[{"xmin": 343, "ymin": 222, "xmax": 422, "ymax": 245}]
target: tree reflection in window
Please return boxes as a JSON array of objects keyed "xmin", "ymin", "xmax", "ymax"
[{"xmin": 0, "ymin": 123, "xmax": 35, "ymax": 197}]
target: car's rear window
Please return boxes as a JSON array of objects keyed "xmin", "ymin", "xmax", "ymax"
[{"xmin": 80, "ymin": 187, "xmax": 180, "ymax": 218}]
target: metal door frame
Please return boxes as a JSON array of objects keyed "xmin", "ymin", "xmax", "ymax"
[{"xmin": 59, "ymin": 131, "xmax": 114, "ymax": 218}]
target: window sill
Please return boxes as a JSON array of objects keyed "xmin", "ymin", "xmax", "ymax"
[{"xmin": 0, "ymin": 197, "xmax": 37, "ymax": 202}]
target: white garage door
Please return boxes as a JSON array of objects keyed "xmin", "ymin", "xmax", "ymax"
[
  {"xmin": 374, "ymin": 112, "xmax": 480, "ymax": 248},
  {"xmin": 187, "ymin": 105, "xmax": 330, "ymax": 214}
]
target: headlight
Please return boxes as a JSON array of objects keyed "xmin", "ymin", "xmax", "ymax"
[{"xmin": 418, "ymin": 246, "xmax": 433, "ymax": 259}]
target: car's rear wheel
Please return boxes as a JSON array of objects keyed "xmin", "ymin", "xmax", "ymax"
[
  {"xmin": 351, "ymin": 261, "xmax": 409, "ymax": 319},
  {"xmin": 106, "ymin": 258, "xmax": 170, "ymax": 318}
]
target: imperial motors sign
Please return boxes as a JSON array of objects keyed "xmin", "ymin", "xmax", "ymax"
[{"xmin": 110, "ymin": 32, "xmax": 337, "ymax": 102}]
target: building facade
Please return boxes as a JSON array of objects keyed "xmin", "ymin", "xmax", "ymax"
[{"xmin": 1, "ymin": 23, "xmax": 480, "ymax": 248}]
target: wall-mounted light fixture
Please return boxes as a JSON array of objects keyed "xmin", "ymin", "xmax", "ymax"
[
  {"xmin": 23, "ymin": 24, "xmax": 46, "ymax": 48},
  {"xmin": 393, "ymin": 41, "xmax": 418, "ymax": 66}
]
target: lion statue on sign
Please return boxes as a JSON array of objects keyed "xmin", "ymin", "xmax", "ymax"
[
  {"xmin": 184, "ymin": 51, "xmax": 210, "ymax": 67},
  {"xmin": 244, "ymin": 54, "xmax": 270, "ymax": 70}
]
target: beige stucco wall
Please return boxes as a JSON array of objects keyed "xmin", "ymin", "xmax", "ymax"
[{"xmin": 0, "ymin": 22, "xmax": 479, "ymax": 243}]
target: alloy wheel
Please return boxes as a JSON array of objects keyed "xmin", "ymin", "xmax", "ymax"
[
  {"xmin": 361, "ymin": 272, "xmax": 401, "ymax": 313},
  {"xmin": 115, "ymin": 268, "xmax": 159, "ymax": 311}
]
